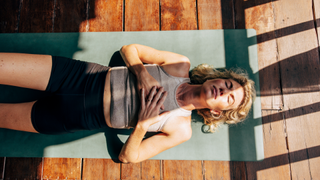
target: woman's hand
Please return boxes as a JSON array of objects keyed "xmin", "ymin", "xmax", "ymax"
[
  {"xmin": 136, "ymin": 71, "xmax": 165, "ymax": 110},
  {"xmin": 119, "ymin": 86, "xmax": 191, "ymax": 163},
  {"xmin": 137, "ymin": 86, "xmax": 168, "ymax": 131},
  {"xmin": 136, "ymin": 71, "xmax": 160, "ymax": 96}
]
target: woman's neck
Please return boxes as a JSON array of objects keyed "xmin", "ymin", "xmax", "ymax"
[{"xmin": 176, "ymin": 83, "xmax": 207, "ymax": 111}]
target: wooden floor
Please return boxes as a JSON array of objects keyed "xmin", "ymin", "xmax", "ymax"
[{"xmin": 1, "ymin": 0, "xmax": 320, "ymax": 179}]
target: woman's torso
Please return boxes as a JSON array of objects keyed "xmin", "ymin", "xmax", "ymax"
[{"xmin": 103, "ymin": 65, "xmax": 191, "ymax": 131}]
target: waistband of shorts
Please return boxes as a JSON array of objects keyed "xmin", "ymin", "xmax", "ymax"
[{"xmin": 84, "ymin": 64, "xmax": 110, "ymax": 129}]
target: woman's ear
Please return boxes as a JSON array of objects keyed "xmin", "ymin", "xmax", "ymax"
[{"xmin": 210, "ymin": 109, "xmax": 221, "ymax": 115}]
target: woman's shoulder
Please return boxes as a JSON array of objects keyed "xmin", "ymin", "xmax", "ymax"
[{"xmin": 160, "ymin": 57, "xmax": 190, "ymax": 78}]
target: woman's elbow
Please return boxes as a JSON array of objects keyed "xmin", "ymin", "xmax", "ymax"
[
  {"xmin": 118, "ymin": 155, "xmax": 129, "ymax": 163},
  {"xmin": 118, "ymin": 154, "xmax": 131, "ymax": 163},
  {"xmin": 179, "ymin": 56, "xmax": 191, "ymax": 70},
  {"xmin": 180, "ymin": 56, "xmax": 190, "ymax": 64},
  {"xmin": 118, "ymin": 154, "xmax": 140, "ymax": 164},
  {"xmin": 121, "ymin": 44, "xmax": 138, "ymax": 51},
  {"xmin": 120, "ymin": 45, "xmax": 129, "ymax": 53}
]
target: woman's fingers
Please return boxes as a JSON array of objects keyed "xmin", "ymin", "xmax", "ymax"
[
  {"xmin": 146, "ymin": 86, "xmax": 157, "ymax": 105},
  {"xmin": 149, "ymin": 87, "xmax": 167, "ymax": 110},
  {"xmin": 145, "ymin": 86, "xmax": 167, "ymax": 110},
  {"xmin": 138, "ymin": 86, "xmax": 167, "ymax": 126},
  {"xmin": 156, "ymin": 91, "xmax": 167, "ymax": 108},
  {"xmin": 140, "ymin": 88, "xmax": 146, "ymax": 110}
]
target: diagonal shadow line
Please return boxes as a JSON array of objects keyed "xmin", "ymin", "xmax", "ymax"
[
  {"xmin": 260, "ymin": 102, "xmax": 320, "ymax": 124},
  {"xmin": 255, "ymin": 19, "xmax": 319, "ymax": 44},
  {"xmin": 229, "ymin": 0, "xmax": 319, "ymax": 179},
  {"xmin": 243, "ymin": 0, "xmax": 278, "ymax": 9},
  {"xmin": 248, "ymin": 145, "xmax": 320, "ymax": 172},
  {"xmin": 258, "ymin": 47, "xmax": 320, "ymax": 97},
  {"xmin": 243, "ymin": 19, "xmax": 319, "ymax": 46}
]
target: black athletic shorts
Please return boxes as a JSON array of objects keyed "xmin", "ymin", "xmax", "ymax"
[{"xmin": 31, "ymin": 56, "xmax": 110, "ymax": 134}]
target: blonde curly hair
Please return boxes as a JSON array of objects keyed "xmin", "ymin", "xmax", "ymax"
[{"xmin": 190, "ymin": 64, "xmax": 256, "ymax": 132}]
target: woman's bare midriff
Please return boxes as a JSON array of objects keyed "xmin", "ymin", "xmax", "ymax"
[{"xmin": 103, "ymin": 69, "xmax": 112, "ymax": 128}]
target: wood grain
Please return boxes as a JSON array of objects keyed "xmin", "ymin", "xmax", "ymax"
[
  {"xmin": 121, "ymin": 162, "xmax": 141, "ymax": 179},
  {"xmin": 0, "ymin": 0, "xmax": 21, "ymax": 33},
  {"xmin": 273, "ymin": 0, "xmax": 320, "ymax": 179},
  {"xmin": 198, "ymin": 0, "xmax": 234, "ymax": 29},
  {"xmin": 230, "ymin": 162, "xmax": 246, "ymax": 180},
  {"xmin": 314, "ymin": 0, "xmax": 320, "ymax": 46},
  {"xmin": 159, "ymin": 2, "xmax": 200, "ymax": 176},
  {"xmin": 122, "ymin": 1, "xmax": 161, "ymax": 178},
  {"xmin": 203, "ymin": 161, "xmax": 231, "ymax": 180},
  {"xmin": 125, "ymin": 0, "xmax": 159, "ymax": 31},
  {"xmin": 234, "ymin": 0, "xmax": 282, "ymax": 110},
  {"xmin": 82, "ymin": 158, "xmax": 120, "ymax": 180},
  {"xmin": 160, "ymin": 0, "xmax": 197, "ymax": 30},
  {"xmin": 141, "ymin": 160, "xmax": 161, "ymax": 180},
  {"xmin": 19, "ymin": 0, "xmax": 55, "ymax": 33},
  {"xmin": 4, "ymin": 157, "xmax": 42, "ymax": 180},
  {"xmin": 42, "ymin": 158, "xmax": 81, "ymax": 179},
  {"xmin": 246, "ymin": 110, "xmax": 291, "ymax": 180},
  {"xmin": 163, "ymin": 160, "xmax": 202, "ymax": 180},
  {"xmin": 54, "ymin": 0, "xmax": 88, "ymax": 32},
  {"xmin": 197, "ymin": 0, "xmax": 224, "ymax": 29},
  {"xmin": 87, "ymin": 0, "xmax": 123, "ymax": 32}
]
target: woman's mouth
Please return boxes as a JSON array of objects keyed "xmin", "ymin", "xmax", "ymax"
[{"xmin": 212, "ymin": 86, "xmax": 217, "ymax": 99}]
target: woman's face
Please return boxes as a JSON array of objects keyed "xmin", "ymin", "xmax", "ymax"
[{"xmin": 201, "ymin": 78, "xmax": 244, "ymax": 112}]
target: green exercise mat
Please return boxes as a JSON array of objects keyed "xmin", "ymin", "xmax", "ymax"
[{"xmin": 0, "ymin": 30, "xmax": 263, "ymax": 161}]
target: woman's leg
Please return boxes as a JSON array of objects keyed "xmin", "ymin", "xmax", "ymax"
[
  {"xmin": 0, "ymin": 101, "xmax": 37, "ymax": 133},
  {"xmin": 0, "ymin": 53, "xmax": 52, "ymax": 90},
  {"xmin": 0, "ymin": 53, "xmax": 52, "ymax": 133}
]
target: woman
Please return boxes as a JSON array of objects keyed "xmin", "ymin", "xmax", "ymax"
[{"xmin": 0, "ymin": 44, "xmax": 255, "ymax": 163}]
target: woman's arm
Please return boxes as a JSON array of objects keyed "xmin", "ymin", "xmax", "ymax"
[
  {"xmin": 119, "ymin": 120, "xmax": 191, "ymax": 163},
  {"xmin": 118, "ymin": 87, "xmax": 192, "ymax": 163},
  {"xmin": 120, "ymin": 44, "xmax": 191, "ymax": 98},
  {"xmin": 120, "ymin": 44, "xmax": 190, "ymax": 77}
]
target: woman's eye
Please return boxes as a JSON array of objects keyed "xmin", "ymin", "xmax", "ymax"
[{"xmin": 230, "ymin": 82, "xmax": 233, "ymax": 89}]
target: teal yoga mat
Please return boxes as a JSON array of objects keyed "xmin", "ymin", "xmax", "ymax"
[{"xmin": 0, "ymin": 30, "xmax": 263, "ymax": 161}]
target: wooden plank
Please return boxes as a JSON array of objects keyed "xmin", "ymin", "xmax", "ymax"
[
  {"xmin": 42, "ymin": 158, "xmax": 81, "ymax": 179},
  {"xmin": 197, "ymin": 0, "xmax": 223, "ymax": 29},
  {"xmin": 230, "ymin": 162, "xmax": 247, "ymax": 180},
  {"xmin": 246, "ymin": 110, "xmax": 291, "ymax": 180},
  {"xmin": 4, "ymin": 157, "xmax": 42, "ymax": 180},
  {"xmin": 87, "ymin": 0, "xmax": 123, "ymax": 32},
  {"xmin": 203, "ymin": 161, "xmax": 246, "ymax": 180},
  {"xmin": 0, "ymin": 157, "xmax": 4, "ymax": 180},
  {"xmin": 19, "ymin": 0, "xmax": 55, "ymax": 33},
  {"xmin": 141, "ymin": 160, "xmax": 161, "ymax": 180},
  {"xmin": 124, "ymin": 0, "xmax": 159, "ymax": 31},
  {"xmin": 234, "ymin": 0, "xmax": 282, "ymax": 110},
  {"xmin": 203, "ymin": 161, "xmax": 230, "ymax": 180},
  {"xmin": 197, "ymin": 0, "xmax": 234, "ymax": 29},
  {"xmin": 273, "ymin": 0, "xmax": 320, "ymax": 179},
  {"xmin": 0, "ymin": 0, "xmax": 21, "ymax": 33},
  {"xmin": 123, "ymin": 0, "xmax": 162, "ymax": 176},
  {"xmin": 160, "ymin": 1, "xmax": 201, "ymax": 179},
  {"xmin": 314, "ymin": 0, "xmax": 320, "ymax": 46},
  {"xmin": 122, "ymin": 1, "xmax": 161, "ymax": 178},
  {"xmin": 163, "ymin": 160, "xmax": 202, "ymax": 179},
  {"xmin": 82, "ymin": 158, "xmax": 120, "ymax": 180},
  {"xmin": 121, "ymin": 163, "xmax": 141, "ymax": 179},
  {"xmin": 160, "ymin": 0, "xmax": 197, "ymax": 30},
  {"xmin": 53, "ymin": 0, "xmax": 88, "ymax": 32}
]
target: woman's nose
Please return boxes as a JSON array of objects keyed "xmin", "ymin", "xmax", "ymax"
[{"xmin": 219, "ymin": 88, "xmax": 231, "ymax": 96}]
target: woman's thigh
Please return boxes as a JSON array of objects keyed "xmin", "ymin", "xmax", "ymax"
[
  {"xmin": 0, "ymin": 101, "xmax": 38, "ymax": 133},
  {"xmin": 0, "ymin": 53, "xmax": 52, "ymax": 91}
]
